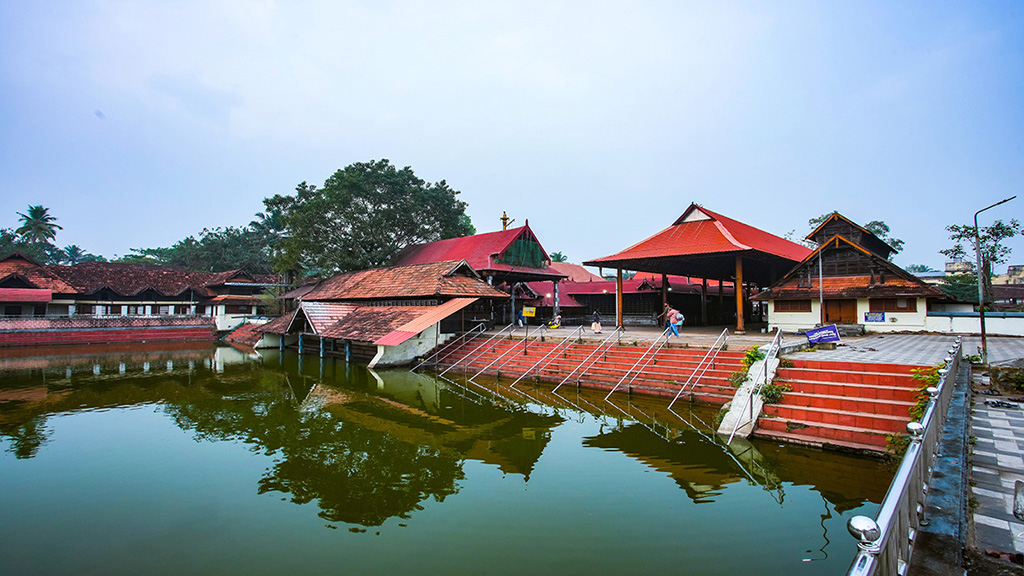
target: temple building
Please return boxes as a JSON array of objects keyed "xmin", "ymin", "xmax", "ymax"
[{"xmin": 752, "ymin": 213, "xmax": 946, "ymax": 333}]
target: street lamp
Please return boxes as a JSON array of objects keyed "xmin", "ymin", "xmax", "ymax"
[{"xmin": 974, "ymin": 195, "xmax": 1016, "ymax": 365}]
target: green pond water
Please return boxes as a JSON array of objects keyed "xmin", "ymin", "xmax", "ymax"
[{"xmin": 0, "ymin": 344, "xmax": 893, "ymax": 575}]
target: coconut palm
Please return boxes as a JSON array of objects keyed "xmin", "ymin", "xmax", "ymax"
[
  {"xmin": 62, "ymin": 244, "xmax": 86, "ymax": 265},
  {"xmin": 549, "ymin": 251, "xmax": 568, "ymax": 262},
  {"xmin": 16, "ymin": 205, "xmax": 62, "ymax": 244}
]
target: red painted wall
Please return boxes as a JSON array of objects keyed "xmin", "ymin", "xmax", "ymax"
[{"xmin": 0, "ymin": 327, "xmax": 215, "ymax": 347}]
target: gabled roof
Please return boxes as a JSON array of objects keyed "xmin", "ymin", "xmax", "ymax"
[
  {"xmin": 393, "ymin": 223, "xmax": 564, "ymax": 280},
  {"xmin": 548, "ymin": 262, "xmax": 603, "ymax": 283},
  {"xmin": 806, "ymin": 212, "xmax": 895, "ymax": 259},
  {"xmin": 54, "ymin": 262, "xmax": 205, "ymax": 297},
  {"xmin": 584, "ymin": 204, "xmax": 811, "ymax": 283},
  {"xmin": 752, "ymin": 235, "xmax": 944, "ymax": 301},
  {"xmin": 297, "ymin": 301, "xmax": 358, "ymax": 334},
  {"xmin": 302, "ymin": 260, "xmax": 507, "ymax": 301},
  {"xmin": 322, "ymin": 298, "xmax": 479, "ymax": 345},
  {"xmin": 0, "ymin": 253, "xmax": 76, "ymax": 293}
]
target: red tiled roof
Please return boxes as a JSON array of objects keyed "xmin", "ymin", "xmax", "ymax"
[
  {"xmin": 299, "ymin": 302, "xmax": 358, "ymax": 334},
  {"xmin": 587, "ymin": 204, "xmax": 811, "ymax": 266},
  {"xmin": 393, "ymin": 224, "xmax": 564, "ymax": 280},
  {"xmin": 54, "ymin": 262, "xmax": 211, "ymax": 297},
  {"xmin": 0, "ymin": 288, "xmax": 52, "ymax": 303},
  {"xmin": 319, "ymin": 306, "xmax": 418, "ymax": 342},
  {"xmin": 373, "ymin": 298, "xmax": 478, "ymax": 345},
  {"xmin": 303, "ymin": 261, "xmax": 507, "ymax": 301},
  {"xmin": 258, "ymin": 311, "xmax": 296, "ymax": 335},
  {"xmin": 751, "ymin": 275, "xmax": 944, "ymax": 300},
  {"xmin": 0, "ymin": 253, "xmax": 77, "ymax": 293},
  {"xmin": 549, "ymin": 262, "xmax": 603, "ymax": 283}
]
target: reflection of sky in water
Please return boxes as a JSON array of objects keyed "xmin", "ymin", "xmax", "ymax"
[{"xmin": 0, "ymin": 346, "xmax": 891, "ymax": 575}]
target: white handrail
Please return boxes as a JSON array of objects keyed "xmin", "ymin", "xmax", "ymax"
[
  {"xmin": 414, "ymin": 323, "xmax": 487, "ymax": 371},
  {"xmin": 604, "ymin": 326, "xmax": 673, "ymax": 400},
  {"xmin": 667, "ymin": 328, "xmax": 730, "ymax": 409},
  {"xmin": 438, "ymin": 323, "xmax": 516, "ymax": 377},
  {"xmin": 509, "ymin": 326, "xmax": 585, "ymax": 388},
  {"xmin": 725, "ymin": 328, "xmax": 783, "ymax": 445},
  {"xmin": 552, "ymin": 326, "xmax": 623, "ymax": 393},
  {"xmin": 846, "ymin": 337, "xmax": 963, "ymax": 576},
  {"xmin": 469, "ymin": 323, "xmax": 549, "ymax": 382}
]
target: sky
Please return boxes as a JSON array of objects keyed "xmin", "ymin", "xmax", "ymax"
[{"xmin": 2, "ymin": 0, "xmax": 1022, "ymax": 273}]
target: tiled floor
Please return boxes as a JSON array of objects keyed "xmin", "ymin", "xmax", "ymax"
[
  {"xmin": 970, "ymin": 370, "xmax": 1024, "ymax": 556},
  {"xmin": 786, "ymin": 334, "xmax": 962, "ymax": 366}
]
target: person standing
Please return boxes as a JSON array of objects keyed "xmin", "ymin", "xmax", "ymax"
[
  {"xmin": 660, "ymin": 304, "xmax": 680, "ymax": 337},
  {"xmin": 592, "ymin": 310, "xmax": 602, "ymax": 334}
]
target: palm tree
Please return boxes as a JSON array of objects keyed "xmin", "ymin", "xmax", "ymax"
[
  {"xmin": 62, "ymin": 245, "xmax": 86, "ymax": 265},
  {"xmin": 16, "ymin": 205, "xmax": 62, "ymax": 244},
  {"xmin": 549, "ymin": 251, "xmax": 568, "ymax": 263}
]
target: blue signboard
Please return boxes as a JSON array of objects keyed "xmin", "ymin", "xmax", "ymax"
[
  {"xmin": 805, "ymin": 324, "xmax": 841, "ymax": 344},
  {"xmin": 864, "ymin": 312, "xmax": 885, "ymax": 323}
]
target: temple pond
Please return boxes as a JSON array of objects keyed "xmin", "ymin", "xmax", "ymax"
[{"xmin": 0, "ymin": 344, "xmax": 893, "ymax": 575}]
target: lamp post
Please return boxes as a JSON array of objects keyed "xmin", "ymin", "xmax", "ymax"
[{"xmin": 974, "ymin": 195, "xmax": 1016, "ymax": 365}]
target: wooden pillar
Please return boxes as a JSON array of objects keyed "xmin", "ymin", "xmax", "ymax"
[
  {"xmin": 616, "ymin": 268, "xmax": 623, "ymax": 328},
  {"xmin": 661, "ymin": 274, "xmax": 668, "ymax": 309},
  {"xmin": 735, "ymin": 255, "xmax": 745, "ymax": 333},
  {"xmin": 717, "ymin": 280, "xmax": 724, "ymax": 323},
  {"xmin": 701, "ymin": 278, "xmax": 708, "ymax": 326}
]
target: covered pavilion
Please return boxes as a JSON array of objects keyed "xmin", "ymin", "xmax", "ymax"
[{"xmin": 583, "ymin": 204, "xmax": 812, "ymax": 332}]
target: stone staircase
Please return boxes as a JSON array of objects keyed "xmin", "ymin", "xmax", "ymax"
[
  {"xmin": 753, "ymin": 359, "xmax": 923, "ymax": 451},
  {"xmin": 432, "ymin": 335, "xmax": 749, "ymax": 405}
]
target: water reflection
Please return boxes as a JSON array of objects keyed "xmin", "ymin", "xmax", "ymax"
[{"xmin": 0, "ymin": 344, "xmax": 888, "ymax": 533}]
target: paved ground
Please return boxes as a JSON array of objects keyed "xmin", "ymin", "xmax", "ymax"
[{"xmin": 970, "ymin": 369, "xmax": 1024, "ymax": 561}]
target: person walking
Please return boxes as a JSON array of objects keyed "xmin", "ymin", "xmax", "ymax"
[
  {"xmin": 592, "ymin": 310, "xmax": 602, "ymax": 334},
  {"xmin": 660, "ymin": 304, "xmax": 680, "ymax": 337}
]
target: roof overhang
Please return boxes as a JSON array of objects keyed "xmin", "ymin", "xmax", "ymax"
[{"xmin": 0, "ymin": 288, "xmax": 52, "ymax": 303}]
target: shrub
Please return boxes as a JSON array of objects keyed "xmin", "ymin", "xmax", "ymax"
[
  {"xmin": 759, "ymin": 382, "xmax": 791, "ymax": 404},
  {"xmin": 743, "ymin": 345, "xmax": 766, "ymax": 368},
  {"xmin": 727, "ymin": 371, "xmax": 747, "ymax": 387}
]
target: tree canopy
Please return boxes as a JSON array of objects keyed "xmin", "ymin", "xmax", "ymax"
[
  {"xmin": 270, "ymin": 159, "xmax": 473, "ymax": 275},
  {"xmin": 1, "ymin": 206, "xmax": 104, "ymax": 264},
  {"xmin": 117, "ymin": 225, "xmax": 278, "ymax": 274},
  {"xmin": 549, "ymin": 251, "xmax": 568, "ymax": 262},
  {"xmin": 939, "ymin": 219, "xmax": 1022, "ymax": 269}
]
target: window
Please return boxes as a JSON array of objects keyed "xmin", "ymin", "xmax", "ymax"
[
  {"xmin": 775, "ymin": 300, "xmax": 812, "ymax": 312},
  {"xmin": 126, "ymin": 305, "xmax": 146, "ymax": 315},
  {"xmin": 869, "ymin": 298, "xmax": 917, "ymax": 313},
  {"xmin": 225, "ymin": 304, "xmax": 250, "ymax": 314},
  {"xmin": 4, "ymin": 305, "xmax": 22, "ymax": 316}
]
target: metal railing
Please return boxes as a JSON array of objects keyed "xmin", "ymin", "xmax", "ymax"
[
  {"xmin": 667, "ymin": 328, "xmax": 730, "ymax": 410},
  {"xmin": 509, "ymin": 326, "xmax": 585, "ymax": 389},
  {"xmin": 726, "ymin": 328, "xmax": 783, "ymax": 445},
  {"xmin": 604, "ymin": 326, "xmax": 673, "ymax": 400},
  {"xmin": 470, "ymin": 324, "xmax": 549, "ymax": 382},
  {"xmin": 846, "ymin": 337, "xmax": 963, "ymax": 576},
  {"xmin": 414, "ymin": 323, "xmax": 487, "ymax": 371},
  {"xmin": 438, "ymin": 323, "xmax": 516, "ymax": 377},
  {"xmin": 552, "ymin": 326, "xmax": 623, "ymax": 393}
]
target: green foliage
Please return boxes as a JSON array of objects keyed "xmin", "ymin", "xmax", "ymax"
[
  {"xmin": 759, "ymin": 382, "xmax": 791, "ymax": 404},
  {"xmin": 742, "ymin": 345, "xmax": 765, "ymax": 368},
  {"xmin": 272, "ymin": 159, "xmax": 473, "ymax": 275},
  {"xmin": 908, "ymin": 365, "xmax": 942, "ymax": 421},
  {"xmin": 117, "ymin": 225, "xmax": 276, "ymax": 273},
  {"xmin": 940, "ymin": 218, "xmax": 1022, "ymax": 267},
  {"xmin": 713, "ymin": 406, "xmax": 728, "ymax": 428},
  {"xmin": 963, "ymin": 353, "xmax": 982, "ymax": 364},
  {"xmin": 15, "ymin": 205, "xmax": 62, "ymax": 244},
  {"xmin": 549, "ymin": 251, "xmax": 568, "ymax": 263},
  {"xmin": 886, "ymin": 433, "xmax": 909, "ymax": 457},
  {"xmin": 727, "ymin": 371, "xmax": 747, "ymax": 387},
  {"xmin": 938, "ymin": 273, "xmax": 978, "ymax": 303},
  {"xmin": 778, "ymin": 357, "xmax": 795, "ymax": 368},
  {"xmin": 905, "ymin": 263, "xmax": 938, "ymax": 273}
]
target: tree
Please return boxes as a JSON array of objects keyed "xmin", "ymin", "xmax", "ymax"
[
  {"xmin": 16, "ymin": 205, "xmax": 62, "ymax": 244},
  {"xmin": 937, "ymin": 218, "xmax": 1021, "ymax": 303},
  {"xmin": 939, "ymin": 219, "xmax": 1022, "ymax": 269},
  {"xmin": 904, "ymin": 264, "xmax": 938, "ymax": 274},
  {"xmin": 807, "ymin": 213, "xmax": 903, "ymax": 256},
  {"xmin": 549, "ymin": 251, "xmax": 568, "ymax": 262},
  {"xmin": 274, "ymin": 159, "xmax": 474, "ymax": 274},
  {"xmin": 118, "ymin": 226, "xmax": 275, "ymax": 273}
]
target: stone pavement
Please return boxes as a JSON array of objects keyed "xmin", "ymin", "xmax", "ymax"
[
  {"xmin": 970, "ymin": 369, "xmax": 1024, "ymax": 561},
  {"xmin": 786, "ymin": 334, "xmax": 962, "ymax": 366}
]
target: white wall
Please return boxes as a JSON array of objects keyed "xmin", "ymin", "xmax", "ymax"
[
  {"xmin": 766, "ymin": 300, "xmax": 821, "ymax": 333},
  {"xmin": 376, "ymin": 324, "xmax": 445, "ymax": 367},
  {"xmin": 767, "ymin": 298, "xmax": 929, "ymax": 333},
  {"xmin": 925, "ymin": 313, "xmax": 1024, "ymax": 336}
]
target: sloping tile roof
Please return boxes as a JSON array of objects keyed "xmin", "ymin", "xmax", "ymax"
[
  {"xmin": 0, "ymin": 253, "xmax": 77, "ymax": 293},
  {"xmin": 257, "ymin": 311, "xmax": 296, "ymax": 335},
  {"xmin": 586, "ymin": 204, "xmax": 811, "ymax": 266},
  {"xmin": 319, "ymin": 306, "xmax": 418, "ymax": 342},
  {"xmin": 752, "ymin": 235, "xmax": 945, "ymax": 301},
  {"xmin": 393, "ymin": 224, "xmax": 564, "ymax": 280},
  {"xmin": 373, "ymin": 298, "xmax": 478, "ymax": 345},
  {"xmin": 299, "ymin": 301, "xmax": 358, "ymax": 334},
  {"xmin": 54, "ymin": 262, "xmax": 210, "ymax": 297},
  {"xmin": 548, "ymin": 262, "xmax": 603, "ymax": 282},
  {"xmin": 303, "ymin": 260, "xmax": 507, "ymax": 301}
]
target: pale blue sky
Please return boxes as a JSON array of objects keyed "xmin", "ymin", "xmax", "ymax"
[{"xmin": 2, "ymin": 1, "xmax": 1022, "ymax": 272}]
